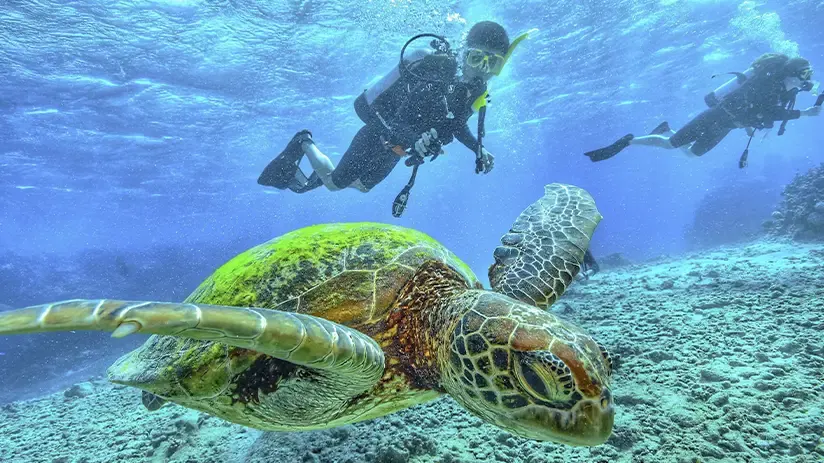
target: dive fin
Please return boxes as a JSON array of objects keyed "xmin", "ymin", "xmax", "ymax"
[
  {"xmin": 650, "ymin": 121, "xmax": 670, "ymax": 135},
  {"xmin": 584, "ymin": 134, "xmax": 634, "ymax": 162},
  {"xmin": 288, "ymin": 169, "xmax": 323, "ymax": 194},
  {"xmin": 257, "ymin": 130, "xmax": 313, "ymax": 189}
]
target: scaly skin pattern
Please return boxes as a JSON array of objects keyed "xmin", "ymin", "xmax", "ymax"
[
  {"xmin": 489, "ymin": 184, "xmax": 603, "ymax": 309},
  {"xmin": 434, "ymin": 289, "xmax": 614, "ymax": 445},
  {"xmin": 372, "ymin": 259, "xmax": 614, "ymax": 445}
]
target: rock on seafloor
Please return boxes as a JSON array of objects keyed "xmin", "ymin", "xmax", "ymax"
[
  {"xmin": 766, "ymin": 162, "xmax": 824, "ymax": 241},
  {"xmin": 0, "ymin": 239, "xmax": 823, "ymax": 463}
]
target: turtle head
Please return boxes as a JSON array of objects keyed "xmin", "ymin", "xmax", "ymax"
[{"xmin": 441, "ymin": 293, "xmax": 614, "ymax": 446}]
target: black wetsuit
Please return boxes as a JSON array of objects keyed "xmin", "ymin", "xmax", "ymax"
[
  {"xmin": 671, "ymin": 75, "xmax": 802, "ymax": 155},
  {"xmin": 328, "ymin": 53, "xmax": 487, "ymax": 190}
]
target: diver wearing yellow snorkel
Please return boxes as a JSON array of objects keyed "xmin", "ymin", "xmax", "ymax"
[{"xmin": 258, "ymin": 22, "xmax": 534, "ymax": 216}]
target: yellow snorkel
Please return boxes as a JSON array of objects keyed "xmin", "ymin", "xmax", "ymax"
[
  {"xmin": 494, "ymin": 28, "xmax": 538, "ymax": 76},
  {"xmin": 472, "ymin": 28, "xmax": 538, "ymax": 112}
]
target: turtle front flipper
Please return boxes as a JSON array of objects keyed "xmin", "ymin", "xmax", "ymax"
[
  {"xmin": 0, "ymin": 299, "xmax": 385, "ymax": 402},
  {"xmin": 489, "ymin": 183, "xmax": 602, "ymax": 309}
]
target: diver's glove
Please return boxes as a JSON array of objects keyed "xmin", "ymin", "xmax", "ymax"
[
  {"xmin": 413, "ymin": 129, "xmax": 442, "ymax": 157},
  {"xmin": 476, "ymin": 147, "xmax": 494, "ymax": 174},
  {"xmin": 801, "ymin": 106, "xmax": 822, "ymax": 117}
]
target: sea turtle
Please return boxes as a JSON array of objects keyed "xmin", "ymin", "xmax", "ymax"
[{"xmin": 0, "ymin": 183, "xmax": 613, "ymax": 446}]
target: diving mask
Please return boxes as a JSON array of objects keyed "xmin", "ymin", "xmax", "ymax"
[
  {"xmin": 799, "ymin": 67, "xmax": 813, "ymax": 81},
  {"xmin": 465, "ymin": 48, "xmax": 505, "ymax": 74}
]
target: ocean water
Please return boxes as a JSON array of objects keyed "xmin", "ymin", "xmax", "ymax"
[{"xmin": 1, "ymin": 1, "xmax": 823, "ymax": 462}]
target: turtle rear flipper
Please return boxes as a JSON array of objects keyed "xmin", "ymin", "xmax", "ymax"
[
  {"xmin": 142, "ymin": 391, "xmax": 167, "ymax": 411},
  {"xmin": 0, "ymin": 300, "xmax": 386, "ymax": 424},
  {"xmin": 489, "ymin": 183, "xmax": 602, "ymax": 309}
]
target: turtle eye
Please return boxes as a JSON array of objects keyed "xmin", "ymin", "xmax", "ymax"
[
  {"xmin": 514, "ymin": 351, "xmax": 575, "ymax": 403},
  {"xmin": 595, "ymin": 341, "xmax": 613, "ymax": 378}
]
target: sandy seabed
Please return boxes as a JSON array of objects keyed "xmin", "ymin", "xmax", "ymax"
[{"xmin": 1, "ymin": 240, "xmax": 822, "ymax": 463}]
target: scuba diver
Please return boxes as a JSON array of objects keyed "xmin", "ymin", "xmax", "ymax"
[
  {"xmin": 258, "ymin": 22, "xmax": 535, "ymax": 216},
  {"xmin": 584, "ymin": 54, "xmax": 822, "ymax": 167}
]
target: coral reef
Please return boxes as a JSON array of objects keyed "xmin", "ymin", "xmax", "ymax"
[
  {"xmin": 684, "ymin": 179, "xmax": 780, "ymax": 250},
  {"xmin": 765, "ymin": 163, "xmax": 824, "ymax": 241},
  {"xmin": 1, "ymin": 240, "xmax": 823, "ymax": 462}
]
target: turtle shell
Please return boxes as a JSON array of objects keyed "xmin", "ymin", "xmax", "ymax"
[{"xmin": 107, "ymin": 223, "xmax": 479, "ymax": 404}]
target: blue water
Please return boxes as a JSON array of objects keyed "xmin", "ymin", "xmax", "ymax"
[
  {"xmin": 0, "ymin": 0, "xmax": 822, "ymax": 431},
  {"xmin": 1, "ymin": 0, "xmax": 821, "ymax": 266}
]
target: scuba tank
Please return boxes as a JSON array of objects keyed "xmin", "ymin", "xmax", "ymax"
[
  {"xmin": 363, "ymin": 48, "xmax": 431, "ymax": 108},
  {"xmin": 704, "ymin": 68, "xmax": 754, "ymax": 108},
  {"xmin": 706, "ymin": 65, "xmax": 769, "ymax": 168},
  {"xmin": 705, "ymin": 54, "xmax": 795, "ymax": 108},
  {"xmin": 385, "ymin": 30, "xmax": 535, "ymax": 217}
]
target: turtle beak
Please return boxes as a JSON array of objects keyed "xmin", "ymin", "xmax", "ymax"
[{"xmin": 506, "ymin": 389, "xmax": 614, "ymax": 445}]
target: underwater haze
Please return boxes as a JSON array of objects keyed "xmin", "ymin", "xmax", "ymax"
[
  {"xmin": 3, "ymin": 0, "xmax": 823, "ymax": 263},
  {"xmin": 1, "ymin": 0, "xmax": 824, "ymax": 462}
]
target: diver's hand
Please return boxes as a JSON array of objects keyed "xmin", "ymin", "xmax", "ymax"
[
  {"xmin": 414, "ymin": 129, "xmax": 441, "ymax": 157},
  {"xmin": 388, "ymin": 125, "xmax": 418, "ymax": 150},
  {"xmin": 801, "ymin": 106, "xmax": 822, "ymax": 117},
  {"xmin": 475, "ymin": 148, "xmax": 494, "ymax": 174}
]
